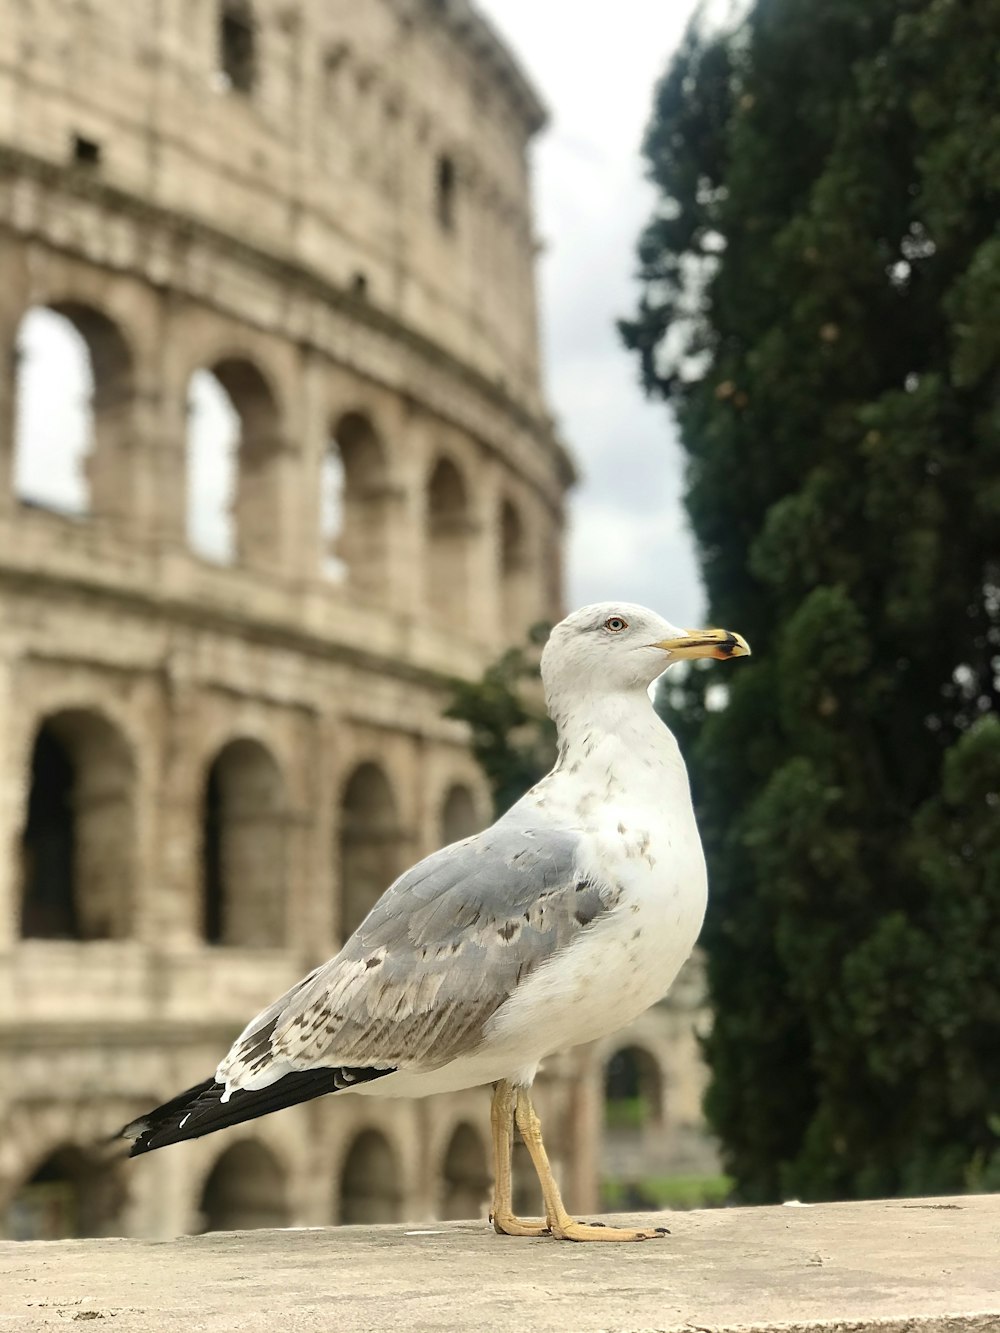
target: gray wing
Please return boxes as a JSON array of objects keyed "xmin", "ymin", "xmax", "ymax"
[{"xmin": 217, "ymin": 824, "xmax": 614, "ymax": 1087}]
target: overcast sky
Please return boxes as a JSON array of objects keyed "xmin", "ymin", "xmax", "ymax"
[{"xmin": 481, "ymin": 0, "xmax": 705, "ymax": 627}]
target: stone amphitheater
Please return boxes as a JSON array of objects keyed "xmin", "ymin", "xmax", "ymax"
[{"xmin": 0, "ymin": 0, "xmax": 714, "ymax": 1239}]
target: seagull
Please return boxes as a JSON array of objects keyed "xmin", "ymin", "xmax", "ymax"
[{"xmin": 119, "ymin": 602, "xmax": 749, "ymax": 1242}]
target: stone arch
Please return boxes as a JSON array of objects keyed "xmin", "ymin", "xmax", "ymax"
[
  {"xmin": 19, "ymin": 709, "xmax": 137, "ymax": 941},
  {"xmin": 338, "ymin": 761, "xmax": 403, "ymax": 941},
  {"xmin": 439, "ymin": 1122, "xmax": 489, "ymax": 1220},
  {"xmin": 426, "ymin": 456, "xmax": 472, "ymax": 627},
  {"xmin": 185, "ymin": 357, "xmax": 283, "ymax": 571},
  {"xmin": 201, "ymin": 737, "xmax": 289, "ymax": 947},
  {"xmin": 218, "ymin": 0, "xmax": 257, "ymax": 96},
  {"xmin": 12, "ymin": 302, "xmax": 133, "ymax": 518},
  {"xmin": 199, "ymin": 1140, "xmax": 290, "ymax": 1232},
  {"xmin": 499, "ymin": 496, "xmax": 531, "ymax": 637},
  {"xmin": 322, "ymin": 411, "xmax": 391, "ymax": 594},
  {"xmin": 338, "ymin": 1129, "xmax": 402, "ymax": 1225},
  {"xmin": 440, "ymin": 782, "xmax": 480, "ymax": 846},
  {"xmin": 3, "ymin": 1144, "xmax": 125, "ymax": 1240},
  {"xmin": 603, "ymin": 1044, "xmax": 665, "ymax": 1131}
]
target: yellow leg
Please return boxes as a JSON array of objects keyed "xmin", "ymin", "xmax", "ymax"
[
  {"xmin": 514, "ymin": 1087, "xmax": 669, "ymax": 1243},
  {"xmin": 489, "ymin": 1081, "xmax": 549, "ymax": 1237}
]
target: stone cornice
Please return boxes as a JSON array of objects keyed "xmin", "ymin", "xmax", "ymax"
[
  {"xmin": 0, "ymin": 557, "xmax": 468, "ymax": 702},
  {"xmin": 0, "ymin": 146, "xmax": 577, "ymax": 501},
  {"xmin": 436, "ymin": 0, "xmax": 549, "ymax": 136}
]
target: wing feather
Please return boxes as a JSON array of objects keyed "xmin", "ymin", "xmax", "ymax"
[{"xmin": 217, "ymin": 824, "xmax": 612, "ymax": 1091}]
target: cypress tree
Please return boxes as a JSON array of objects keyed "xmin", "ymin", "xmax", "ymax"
[{"xmin": 622, "ymin": 0, "xmax": 1000, "ymax": 1200}]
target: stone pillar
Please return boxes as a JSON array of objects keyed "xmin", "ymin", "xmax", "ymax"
[
  {"xmin": 390, "ymin": 403, "xmax": 430, "ymax": 625},
  {"xmin": 0, "ymin": 244, "xmax": 31, "ymax": 521},
  {"xmin": 0, "ymin": 322, "xmax": 20, "ymax": 521},
  {"xmin": 297, "ymin": 350, "xmax": 332, "ymax": 585},
  {"xmin": 140, "ymin": 381, "xmax": 189, "ymax": 549},
  {"xmin": 0, "ymin": 654, "xmax": 24, "ymax": 949},
  {"xmin": 236, "ymin": 429, "xmax": 301, "ymax": 580},
  {"xmin": 151, "ymin": 671, "xmax": 205, "ymax": 949}
]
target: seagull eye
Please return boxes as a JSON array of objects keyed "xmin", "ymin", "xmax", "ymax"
[{"xmin": 604, "ymin": 616, "xmax": 628, "ymax": 632}]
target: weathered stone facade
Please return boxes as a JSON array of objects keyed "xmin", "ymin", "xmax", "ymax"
[{"xmin": 0, "ymin": 0, "xmax": 714, "ymax": 1240}]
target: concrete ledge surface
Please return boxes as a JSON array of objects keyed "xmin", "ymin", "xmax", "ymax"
[{"xmin": 0, "ymin": 1193, "xmax": 997, "ymax": 1332}]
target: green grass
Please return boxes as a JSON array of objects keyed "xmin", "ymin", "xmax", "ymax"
[
  {"xmin": 601, "ymin": 1173, "xmax": 734, "ymax": 1211},
  {"xmin": 603, "ymin": 1097, "xmax": 650, "ymax": 1130}
]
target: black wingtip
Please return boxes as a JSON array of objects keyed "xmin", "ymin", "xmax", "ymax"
[
  {"xmin": 118, "ymin": 1066, "xmax": 397, "ymax": 1156},
  {"xmin": 118, "ymin": 1076, "xmax": 220, "ymax": 1156}
]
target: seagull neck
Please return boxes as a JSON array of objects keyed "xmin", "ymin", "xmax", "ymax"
[{"xmin": 550, "ymin": 687, "xmax": 679, "ymax": 773}]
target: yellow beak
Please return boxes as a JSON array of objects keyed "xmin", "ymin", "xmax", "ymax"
[{"xmin": 652, "ymin": 628, "xmax": 751, "ymax": 661}]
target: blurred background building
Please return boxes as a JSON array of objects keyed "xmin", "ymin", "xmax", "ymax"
[{"xmin": 0, "ymin": 0, "xmax": 716, "ymax": 1239}]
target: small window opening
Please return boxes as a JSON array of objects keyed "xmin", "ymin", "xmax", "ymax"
[
  {"xmin": 71, "ymin": 135, "xmax": 101, "ymax": 168},
  {"xmin": 220, "ymin": 2, "xmax": 257, "ymax": 95},
  {"xmin": 436, "ymin": 154, "xmax": 456, "ymax": 232}
]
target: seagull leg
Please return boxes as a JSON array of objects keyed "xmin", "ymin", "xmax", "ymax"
[
  {"xmin": 514, "ymin": 1087, "xmax": 669, "ymax": 1243},
  {"xmin": 489, "ymin": 1080, "xmax": 549, "ymax": 1237}
]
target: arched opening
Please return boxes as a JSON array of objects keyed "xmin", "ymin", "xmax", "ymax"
[
  {"xmin": 426, "ymin": 457, "xmax": 471, "ymax": 628},
  {"xmin": 186, "ymin": 369, "xmax": 239, "ymax": 563},
  {"xmin": 601, "ymin": 1046, "xmax": 669, "ymax": 1210},
  {"xmin": 440, "ymin": 783, "xmax": 479, "ymax": 846},
  {"xmin": 186, "ymin": 359, "xmax": 282, "ymax": 570},
  {"xmin": 19, "ymin": 710, "xmax": 136, "ymax": 941},
  {"xmin": 13, "ymin": 304, "xmax": 132, "ymax": 519},
  {"xmin": 436, "ymin": 154, "xmax": 456, "ymax": 231},
  {"xmin": 440, "ymin": 1123, "xmax": 489, "ymax": 1221},
  {"xmin": 201, "ymin": 738, "xmax": 288, "ymax": 947},
  {"xmin": 13, "ymin": 309, "xmax": 91, "ymax": 515},
  {"xmin": 3, "ymin": 1146, "xmax": 124, "ymax": 1240},
  {"xmin": 339, "ymin": 1130, "xmax": 401, "ymax": 1225},
  {"xmin": 604, "ymin": 1046, "xmax": 665, "ymax": 1133},
  {"xmin": 339, "ymin": 762, "xmax": 402, "ymax": 941},
  {"xmin": 322, "ymin": 412, "xmax": 390, "ymax": 593},
  {"xmin": 500, "ymin": 498, "xmax": 531, "ymax": 637},
  {"xmin": 200, "ymin": 1140, "xmax": 289, "ymax": 1232},
  {"xmin": 218, "ymin": 1, "xmax": 256, "ymax": 95},
  {"xmin": 320, "ymin": 445, "xmax": 346, "ymax": 581}
]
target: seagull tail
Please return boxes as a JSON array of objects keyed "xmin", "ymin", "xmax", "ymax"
[{"xmin": 117, "ymin": 1066, "xmax": 395, "ymax": 1157}]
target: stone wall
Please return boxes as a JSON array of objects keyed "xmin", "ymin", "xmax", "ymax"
[{"xmin": 4, "ymin": 1194, "xmax": 997, "ymax": 1333}]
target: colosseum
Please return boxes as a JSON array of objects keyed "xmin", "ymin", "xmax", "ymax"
[{"xmin": 0, "ymin": 0, "xmax": 715, "ymax": 1239}]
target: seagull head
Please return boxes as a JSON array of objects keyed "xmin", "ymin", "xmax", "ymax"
[{"xmin": 541, "ymin": 602, "xmax": 751, "ymax": 699}]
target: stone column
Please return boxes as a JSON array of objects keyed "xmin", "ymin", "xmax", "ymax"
[
  {"xmin": 0, "ymin": 653, "xmax": 24, "ymax": 949},
  {"xmin": 150, "ymin": 670, "xmax": 206, "ymax": 948}
]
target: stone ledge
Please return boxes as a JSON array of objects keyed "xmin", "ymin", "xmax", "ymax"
[{"xmin": 0, "ymin": 1194, "xmax": 996, "ymax": 1333}]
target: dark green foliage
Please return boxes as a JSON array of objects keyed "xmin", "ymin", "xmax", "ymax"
[
  {"xmin": 627, "ymin": 0, "xmax": 1000, "ymax": 1200},
  {"xmin": 444, "ymin": 626, "xmax": 556, "ymax": 818}
]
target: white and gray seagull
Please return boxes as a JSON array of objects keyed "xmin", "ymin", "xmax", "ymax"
[{"xmin": 120, "ymin": 602, "xmax": 749, "ymax": 1242}]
